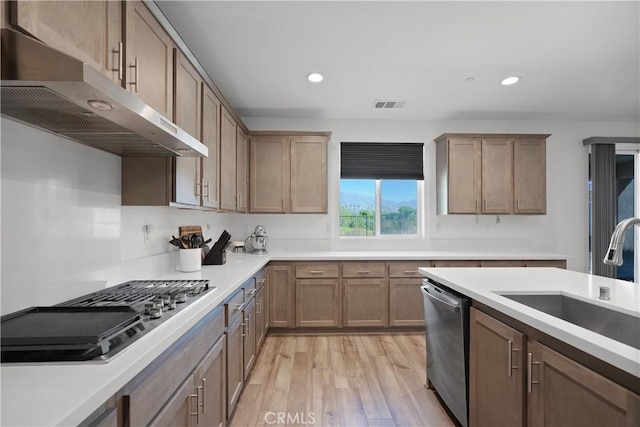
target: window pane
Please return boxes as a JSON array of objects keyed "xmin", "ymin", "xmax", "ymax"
[
  {"xmin": 380, "ymin": 180, "xmax": 417, "ymax": 235},
  {"xmin": 616, "ymin": 154, "xmax": 635, "ymax": 281},
  {"xmin": 340, "ymin": 179, "xmax": 376, "ymax": 236}
]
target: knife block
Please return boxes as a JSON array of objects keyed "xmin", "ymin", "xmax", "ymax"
[{"xmin": 203, "ymin": 249, "xmax": 226, "ymax": 265}]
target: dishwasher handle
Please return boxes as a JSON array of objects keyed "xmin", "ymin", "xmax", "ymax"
[{"xmin": 421, "ymin": 283, "xmax": 461, "ymax": 313}]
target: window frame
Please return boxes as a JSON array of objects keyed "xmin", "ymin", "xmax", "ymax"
[{"xmin": 339, "ymin": 178, "xmax": 424, "ymax": 239}]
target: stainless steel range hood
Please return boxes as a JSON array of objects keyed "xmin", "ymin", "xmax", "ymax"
[{"xmin": 0, "ymin": 29, "xmax": 207, "ymax": 157}]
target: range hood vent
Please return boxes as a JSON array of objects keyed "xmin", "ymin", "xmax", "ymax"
[{"xmin": 0, "ymin": 29, "xmax": 207, "ymax": 158}]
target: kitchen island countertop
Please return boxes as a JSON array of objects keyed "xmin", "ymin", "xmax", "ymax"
[
  {"xmin": 419, "ymin": 267, "xmax": 640, "ymax": 378},
  {"xmin": 1, "ymin": 249, "xmax": 565, "ymax": 426}
]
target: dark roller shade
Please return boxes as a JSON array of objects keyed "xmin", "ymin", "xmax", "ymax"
[{"xmin": 341, "ymin": 142, "xmax": 424, "ymax": 180}]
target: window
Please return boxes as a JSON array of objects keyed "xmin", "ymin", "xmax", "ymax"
[{"xmin": 339, "ymin": 142, "xmax": 424, "ymax": 237}]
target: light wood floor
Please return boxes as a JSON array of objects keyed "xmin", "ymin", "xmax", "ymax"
[{"xmin": 229, "ymin": 334, "xmax": 455, "ymax": 427}]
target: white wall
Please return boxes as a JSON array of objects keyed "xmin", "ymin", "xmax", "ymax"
[
  {"xmin": 2, "ymin": 116, "xmax": 637, "ymax": 313},
  {"xmin": 0, "ymin": 119, "xmax": 233, "ymax": 314},
  {"xmin": 243, "ymin": 117, "xmax": 640, "ymax": 272}
]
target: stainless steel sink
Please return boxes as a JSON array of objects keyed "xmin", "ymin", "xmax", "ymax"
[{"xmin": 501, "ymin": 294, "xmax": 640, "ymax": 350}]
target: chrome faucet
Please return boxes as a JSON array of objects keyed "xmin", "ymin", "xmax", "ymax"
[{"xmin": 603, "ymin": 217, "xmax": 640, "ymax": 266}]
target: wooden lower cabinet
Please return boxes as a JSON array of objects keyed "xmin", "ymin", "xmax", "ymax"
[
  {"xmin": 149, "ymin": 373, "xmax": 196, "ymax": 427},
  {"xmin": 528, "ymin": 341, "xmax": 640, "ymax": 427},
  {"xmin": 269, "ymin": 264, "xmax": 295, "ymax": 328},
  {"xmin": 243, "ymin": 298, "xmax": 256, "ymax": 380},
  {"xmin": 296, "ymin": 279, "xmax": 341, "ymax": 327},
  {"xmin": 195, "ymin": 335, "xmax": 226, "ymax": 427},
  {"xmin": 389, "ymin": 279, "xmax": 424, "ymax": 327},
  {"xmin": 226, "ymin": 315, "xmax": 244, "ymax": 418},
  {"xmin": 470, "ymin": 308, "xmax": 525, "ymax": 427},
  {"xmin": 343, "ymin": 278, "xmax": 388, "ymax": 327},
  {"xmin": 523, "ymin": 260, "xmax": 566, "ymax": 269},
  {"xmin": 470, "ymin": 308, "xmax": 640, "ymax": 427}
]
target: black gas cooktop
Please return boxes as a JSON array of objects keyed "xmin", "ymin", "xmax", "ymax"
[{"xmin": 0, "ymin": 279, "xmax": 212, "ymax": 363}]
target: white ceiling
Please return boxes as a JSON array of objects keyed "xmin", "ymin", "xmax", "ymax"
[{"xmin": 157, "ymin": 1, "xmax": 640, "ymax": 121}]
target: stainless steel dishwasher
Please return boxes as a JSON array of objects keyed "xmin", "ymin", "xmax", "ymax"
[{"xmin": 421, "ymin": 279, "xmax": 470, "ymax": 427}]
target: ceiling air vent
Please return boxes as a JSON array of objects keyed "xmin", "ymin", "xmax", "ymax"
[{"xmin": 373, "ymin": 100, "xmax": 406, "ymax": 109}]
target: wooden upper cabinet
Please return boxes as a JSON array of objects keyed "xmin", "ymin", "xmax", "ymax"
[
  {"xmin": 436, "ymin": 137, "xmax": 481, "ymax": 214},
  {"xmin": 219, "ymin": 107, "xmax": 237, "ymax": 212},
  {"xmin": 290, "ymin": 136, "xmax": 328, "ymax": 213},
  {"xmin": 514, "ymin": 139, "xmax": 546, "ymax": 214},
  {"xmin": 201, "ymin": 85, "xmax": 221, "ymax": 209},
  {"xmin": 125, "ymin": 0, "xmax": 174, "ymax": 118},
  {"xmin": 249, "ymin": 132, "xmax": 330, "ymax": 214},
  {"xmin": 11, "ymin": 0, "xmax": 123, "ymax": 85},
  {"xmin": 481, "ymin": 139, "xmax": 513, "ymax": 214},
  {"xmin": 236, "ymin": 128, "xmax": 249, "ymax": 213},
  {"xmin": 173, "ymin": 49, "xmax": 202, "ymax": 206},
  {"xmin": 435, "ymin": 133, "xmax": 549, "ymax": 215},
  {"xmin": 249, "ymin": 135, "xmax": 289, "ymax": 213}
]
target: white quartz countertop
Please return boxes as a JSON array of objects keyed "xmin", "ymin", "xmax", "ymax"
[
  {"xmin": 1, "ymin": 250, "xmax": 565, "ymax": 426},
  {"xmin": 419, "ymin": 267, "xmax": 640, "ymax": 378}
]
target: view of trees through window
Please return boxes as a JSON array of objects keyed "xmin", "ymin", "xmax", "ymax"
[{"xmin": 340, "ymin": 179, "xmax": 418, "ymax": 237}]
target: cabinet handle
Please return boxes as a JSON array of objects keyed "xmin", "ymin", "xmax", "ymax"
[
  {"xmin": 196, "ymin": 181, "xmax": 202, "ymax": 198},
  {"xmin": 200, "ymin": 378, "xmax": 206, "ymax": 414},
  {"xmin": 203, "ymin": 180, "xmax": 210, "ymax": 199},
  {"xmin": 234, "ymin": 302, "xmax": 245, "ymax": 312},
  {"xmin": 258, "ymin": 278, "xmax": 266, "ymax": 285},
  {"xmin": 403, "ymin": 270, "xmax": 417, "ymax": 274},
  {"xmin": 113, "ymin": 42, "xmax": 123, "ymax": 81},
  {"xmin": 357, "ymin": 270, "xmax": 371, "ymax": 274},
  {"xmin": 508, "ymin": 340, "xmax": 519, "ymax": 377},
  {"xmin": 527, "ymin": 352, "xmax": 540, "ymax": 393},
  {"xmin": 516, "ymin": 198, "xmax": 520, "ymax": 212},
  {"xmin": 129, "ymin": 57, "xmax": 139, "ymax": 92},
  {"xmin": 190, "ymin": 392, "xmax": 199, "ymax": 423},
  {"xmin": 248, "ymin": 288, "xmax": 257, "ymax": 296},
  {"xmin": 476, "ymin": 199, "xmax": 479, "ymax": 212},
  {"xmin": 483, "ymin": 199, "xmax": 487, "ymax": 212},
  {"xmin": 256, "ymin": 300, "xmax": 261, "ymax": 316},
  {"xmin": 309, "ymin": 270, "xmax": 324, "ymax": 274}
]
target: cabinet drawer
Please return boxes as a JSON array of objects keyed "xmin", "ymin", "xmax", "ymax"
[
  {"xmin": 243, "ymin": 276, "xmax": 258, "ymax": 301},
  {"xmin": 125, "ymin": 306, "xmax": 225, "ymax": 427},
  {"xmin": 524, "ymin": 260, "xmax": 567, "ymax": 268},
  {"xmin": 342, "ymin": 262, "xmax": 386, "ymax": 278},
  {"xmin": 225, "ymin": 287, "xmax": 245, "ymax": 326},
  {"xmin": 480, "ymin": 260, "xmax": 525, "ymax": 267},
  {"xmin": 388, "ymin": 261, "xmax": 432, "ymax": 277},
  {"xmin": 432, "ymin": 260, "xmax": 482, "ymax": 267},
  {"xmin": 295, "ymin": 263, "xmax": 339, "ymax": 278}
]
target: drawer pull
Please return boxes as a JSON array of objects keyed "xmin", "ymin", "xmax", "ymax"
[
  {"xmin": 234, "ymin": 302, "xmax": 245, "ymax": 312},
  {"xmin": 357, "ymin": 270, "xmax": 371, "ymax": 274},
  {"xmin": 309, "ymin": 270, "xmax": 324, "ymax": 274},
  {"xmin": 247, "ymin": 288, "xmax": 257, "ymax": 296},
  {"xmin": 258, "ymin": 278, "xmax": 266, "ymax": 285},
  {"xmin": 403, "ymin": 270, "xmax": 418, "ymax": 274}
]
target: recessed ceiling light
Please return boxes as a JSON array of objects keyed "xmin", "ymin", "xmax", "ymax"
[
  {"xmin": 501, "ymin": 76, "xmax": 520, "ymax": 86},
  {"xmin": 307, "ymin": 72, "xmax": 324, "ymax": 83}
]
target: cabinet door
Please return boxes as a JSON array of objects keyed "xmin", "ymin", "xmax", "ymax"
[
  {"xmin": 125, "ymin": 0, "xmax": 174, "ymax": 118},
  {"xmin": 343, "ymin": 278, "xmax": 388, "ymax": 327},
  {"xmin": 201, "ymin": 85, "xmax": 221, "ymax": 209},
  {"xmin": 236, "ymin": 128, "xmax": 248, "ymax": 212},
  {"xmin": 249, "ymin": 136, "xmax": 289, "ymax": 213},
  {"xmin": 194, "ymin": 335, "xmax": 226, "ymax": 427},
  {"xmin": 243, "ymin": 298, "xmax": 256, "ymax": 380},
  {"xmin": 226, "ymin": 316, "xmax": 244, "ymax": 418},
  {"xmin": 469, "ymin": 308, "xmax": 525, "ymax": 427},
  {"xmin": 389, "ymin": 279, "xmax": 424, "ymax": 327},
  {"xmin": 528, "ymin": 340, "xmax": 640, "ymax": 427},
  {"xmin": 514, "ymin": 139, "xmax": 546, "ymax": 214},
  {"xmin": 296, "ymin": 279, "xmax": 341, "ymax": 327},
  {"xmin": 173, "ymin": 49, "xmax": 202, "ymax": 206},
  {"xmin": 148, "ymin": 373, "xmax": 195, "ymax": 427},
  {"xmin": 219, "ymin": 107, "xmax": 237, "ymax": 211},
  {"xmin": 268, "ymin": 264, "xmax": 295, "ymax": 328},
  {"xmin": 255, "ymin": 286, "xmax": 266, "ymax": 350},
  {"xmin": 481, "ymin": 139, "xmax": 514, "ymax": 214},
  {"xmin": 290, "ymin": 136, "xmax": 327, "ymax": 213},
  {"xmin": 448, "ymin": 139, "xmax": 481, "ymax": 214},
  {"xmin": 11, "ymin": 1, "xmax": 123, "ymax": 85}
]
